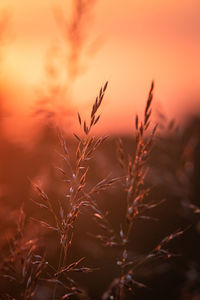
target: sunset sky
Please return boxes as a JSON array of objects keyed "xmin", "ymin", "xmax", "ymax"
[{"xmin": 0, "ymin": 0, "xmax": 200, "ymax": 142}]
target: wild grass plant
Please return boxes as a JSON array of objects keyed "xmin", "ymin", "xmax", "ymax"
[
  {"xmin": 1, "ymin": 1, "xmax": 200, "ymax": 298},
  {"xmin": 0, "ymin": 82, "xmax": 186, "ymax": 300}
]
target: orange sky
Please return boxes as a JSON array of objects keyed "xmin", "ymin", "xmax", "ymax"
[{"xmin": 0, "ymin": 0, "xmax": 200, "ymax": 142}]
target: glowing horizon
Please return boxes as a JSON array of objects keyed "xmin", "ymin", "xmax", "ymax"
[{"xmin": 0, "ymin": 0, "xmax": 200, "ymax": 143}]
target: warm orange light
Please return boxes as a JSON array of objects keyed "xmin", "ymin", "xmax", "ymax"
[{"xmin": 0, "ymin": 0, "xmax": 199, "ymax": 142}]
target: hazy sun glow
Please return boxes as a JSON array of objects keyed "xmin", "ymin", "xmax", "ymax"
[{"xmin": 0, "ymin": 0, "xmax": 200, "ymax": 142}]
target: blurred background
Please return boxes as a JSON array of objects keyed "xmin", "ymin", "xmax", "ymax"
[
  {"xmin": 0, "ymin": 1, "xmax": 200, "ymax": 299},
  {"xmin": 0, "ymin": 0, "xmax": 199, "ymax": 141}
]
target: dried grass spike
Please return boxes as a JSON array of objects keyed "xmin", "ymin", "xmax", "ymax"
[
  {"xmin": 78, "ymin": 112, "xmax": 82, "ymax": 125},
  {"xmin": 103, "ymin": 81, "xmax": 108, "ymax": 92}
]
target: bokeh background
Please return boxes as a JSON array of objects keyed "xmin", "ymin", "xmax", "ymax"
[
  {"xmin": 0, "ymin": 1, "xmax": 200, "ymax": 299},
  {"xmin": 0, "ymin": 0, "xmax": 199, "ymax": 141}
]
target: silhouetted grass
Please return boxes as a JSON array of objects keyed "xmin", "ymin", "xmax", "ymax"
[{"xmin": 0, "ymin": 82, "xmax": 191, "ymax": 300}]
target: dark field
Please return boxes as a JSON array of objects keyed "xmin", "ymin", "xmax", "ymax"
[{"xmin": 0, "ymin": 92, "xmax": 200, "ymax": 299}]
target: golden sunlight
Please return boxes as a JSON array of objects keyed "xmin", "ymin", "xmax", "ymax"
[{"xmin": 0, "ymin": 0, "xmax": 199, "ymax": 140}]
